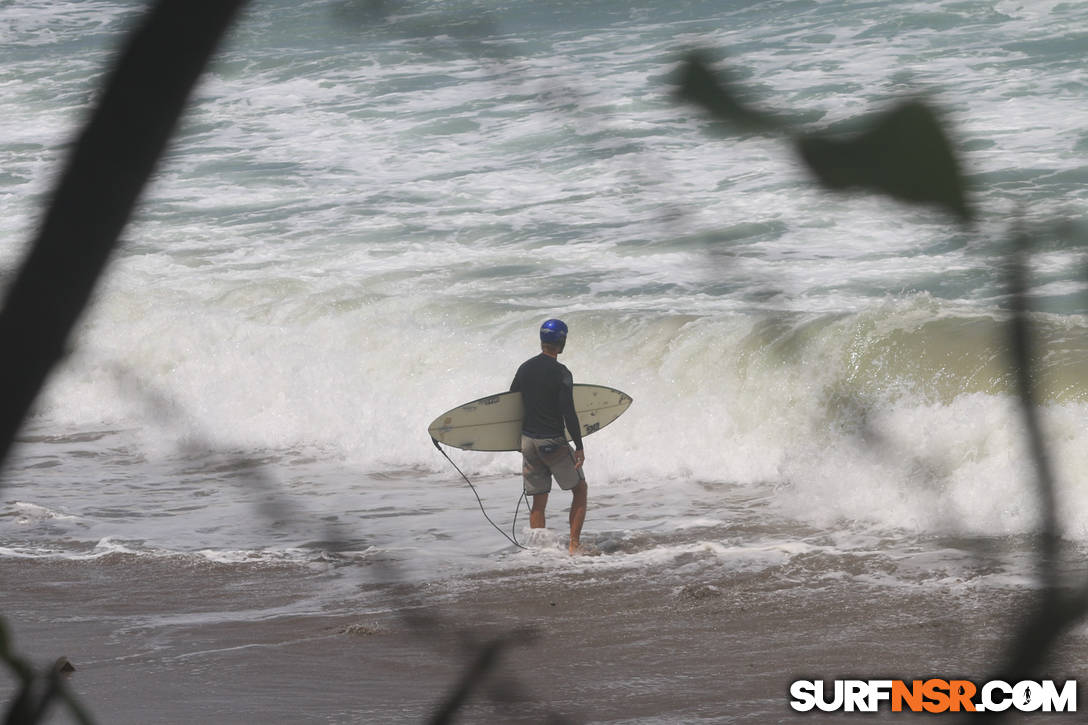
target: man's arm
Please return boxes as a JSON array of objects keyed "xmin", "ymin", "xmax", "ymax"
[
  {"xmin": 559, "ymin": 370, "xmax": 584, "ymax": 455},
  {"xmin": 565, "ymin": 389, "xmax": 585, "ymax": 469}
]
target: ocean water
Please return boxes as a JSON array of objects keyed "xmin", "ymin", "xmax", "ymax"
[{"xmin": 1, "ymin": 0, "xmax": 1087, "ymax": 652}]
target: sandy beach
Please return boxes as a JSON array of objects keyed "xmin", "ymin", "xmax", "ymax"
[{"xmin": 2, "ymin": 548, "xmax": 1083, "ymax": 724}]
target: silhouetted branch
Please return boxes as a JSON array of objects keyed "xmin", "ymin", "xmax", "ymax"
[
  {"xmin": 1006, "ymin": 231, "xmax": 1060, "ymax": 579},
  {"xmin": 0, "ymin": 621, "xmax": 93, "ymax": 725},
  {"xmin": 0, "ymin": 2, "xmax": 246, "ymax": 722},
  {"xmin": 1, "ymin": 12, "xmax": 1078, "ymax": 724},
  {"xmin": 427, "ymin": 629, "xmax": 542, "ymax": 725},
  {"xmin": 681, "ymin": 44, "xmax": 1088, "ymax": 721},
  {"xmin": 676, "ymin": 50, "xmax": 972, "ymax": 221},
  {"xmin": 972, "ymin": 231, "xmax": 1087, "ymax": 720},
  {"xmin": 0, "ymin": 0, "xmax": 247, "ymax": 473},
  {"xmin": 675, "ymin": 50, "xmax": 780, "ymax": 133}
]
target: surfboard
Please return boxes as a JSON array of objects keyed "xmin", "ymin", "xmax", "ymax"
[{"xmin": 428, "ymin": 384, "xmax": 632, "ymax": 452}]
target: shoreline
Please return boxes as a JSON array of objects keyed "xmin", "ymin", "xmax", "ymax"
[{"xmin": 2, "ymin": 554, "xmax": 1084, "ymax": 723}]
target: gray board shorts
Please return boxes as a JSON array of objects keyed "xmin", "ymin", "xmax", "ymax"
[{"xmin": 520, "ymin": 435, "xmax": 585, "ymax": 495}]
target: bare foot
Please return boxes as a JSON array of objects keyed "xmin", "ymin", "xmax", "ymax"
[{"xmin": 569, "ymin": 542, "xmax": 601, "ymax": 556}]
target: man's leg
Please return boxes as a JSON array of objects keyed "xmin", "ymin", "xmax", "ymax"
[
  {"xmin": 530, "ymin": 493, "xmax": 548, "ymax": 529},
  {"xmin": 568, "ymin": 480, "xmax": 587, "ymax": 554}
]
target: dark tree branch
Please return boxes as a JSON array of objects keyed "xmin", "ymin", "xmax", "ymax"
[
  {"xmin": 676, "ymin": 50, "xmax": 972, "ymax": 222},
  {"xmin": 0, "ymin": 0, "xmax": 248, "ymax": 472}
]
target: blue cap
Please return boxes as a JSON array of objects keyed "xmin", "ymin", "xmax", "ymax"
[{"xmin": 539, "ymin": 318, "xmax": 568, "ymax": 343}]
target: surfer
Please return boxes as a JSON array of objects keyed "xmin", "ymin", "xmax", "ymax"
[{"xmin": 510, "ymin": 318, "xmax": 588, "ymax": 555}]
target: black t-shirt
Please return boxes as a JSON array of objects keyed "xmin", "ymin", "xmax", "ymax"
[{"xmin": 509, "ymin": 353, "xmax": 583, "ymax": 451}]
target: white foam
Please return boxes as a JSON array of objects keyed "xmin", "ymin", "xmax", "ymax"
[
  {"xmin": 9, "ymin": 501, "xmax": 78, "ymax": 525},
  {"xmin": 2, "ymin": 0, "xmax": 1086, "ymax": 587}
]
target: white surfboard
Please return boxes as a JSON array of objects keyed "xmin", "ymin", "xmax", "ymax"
[{"xmin": 428, "ymin": 384, "xmax": 633, "ymax": 452}]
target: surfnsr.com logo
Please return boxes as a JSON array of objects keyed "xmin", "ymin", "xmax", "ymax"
[{"xmin": 789, "ymin": 679, "xmax": 1077, "ymax": 713}]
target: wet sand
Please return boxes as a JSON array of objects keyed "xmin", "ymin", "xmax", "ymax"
[{"xmin": 0, "ymin": 556, "xmax": 1084, "ymax": 723}]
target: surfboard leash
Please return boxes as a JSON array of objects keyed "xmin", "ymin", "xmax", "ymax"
[
  {"xmin": 511, "ymin": 490, "xmax": 530, "ymax": 545},
  {"xmin": 431, "ymin": 438, "xmax": 528, "ymax": 550}
]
